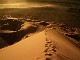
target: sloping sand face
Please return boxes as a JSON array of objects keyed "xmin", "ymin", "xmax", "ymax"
[
  {"xmin": 0, "ymin": 31, "xmax": 46, "ymax": 60},
  {"xmin": 45, "ymin": 29, "xmax": 80, "ymax": 60},
  {"xmin": 0, "ymin": 29, "xmax": 80, "ymax": 60}
]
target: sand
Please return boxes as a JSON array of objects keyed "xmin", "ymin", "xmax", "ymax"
[{"xmin": 0, "ymin": 29, "xmax": 80, "ymax": 60}]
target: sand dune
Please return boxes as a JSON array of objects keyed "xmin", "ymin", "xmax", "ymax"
[{"xmin": 0, "ymin": 29, "xmax": 80, "ymax": 60}]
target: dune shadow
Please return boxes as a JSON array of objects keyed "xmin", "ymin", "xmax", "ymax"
[{"xmin": 0, "ymin": 19, "xmax": 37, "ymax": 48}]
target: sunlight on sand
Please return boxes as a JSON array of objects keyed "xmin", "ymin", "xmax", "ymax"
[{"xmin": 0, "ymin": 29, "xmax": 80, "ymax": 60}]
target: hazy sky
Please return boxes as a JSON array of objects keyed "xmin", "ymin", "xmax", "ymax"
[
  {"xmin": 27, "ymin": 0, "xmax": 80, "ymax": 2},
  {"xmin": 0, "ymin": 0, "xmax": 80, "ymax": 4},
  {"xmin": 0, "ymin": 0, "xmax": 79, "ymax": 8}
]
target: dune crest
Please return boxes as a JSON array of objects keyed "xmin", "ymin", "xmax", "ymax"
[{"xmin": 0, "ymin": 29, "xmax": 80, "ymax": 60}]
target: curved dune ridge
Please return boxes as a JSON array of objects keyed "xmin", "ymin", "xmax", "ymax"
[
  {"xmin": 0, "ymin": 29, "xmax": 80, "ymax": 60},
  {"xmin": 0, "ymin": 19, "xmax": 39, "ymax": 47},
  {"xmin": 0, "ymin": 18, "xmax": 51, "ymax": 48}
]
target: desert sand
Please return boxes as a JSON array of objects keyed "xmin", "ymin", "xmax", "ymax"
[{"xmin": 0, "ymin": 28, "xmax": 80, "ymax": 60}]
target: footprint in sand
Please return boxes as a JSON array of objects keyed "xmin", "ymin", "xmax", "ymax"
[
  {"xmin": 46, "ymin": 58, "xmax": 51, "ymax": 60},
  {"xmin": 45, "ymin": 37, "xmax": 57, "ymax": 60}
]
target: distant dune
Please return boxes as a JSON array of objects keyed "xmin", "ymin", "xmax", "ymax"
[{"xmin": 0, "ymin": 5, "xmax": 80, "ymax": 27}]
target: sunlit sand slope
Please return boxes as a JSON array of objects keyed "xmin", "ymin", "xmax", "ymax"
[
  {"xmin": 0, "ymin": 29, "xmax": 80, "ymax": 60},
  {"xmin": 45, "ymin": 29, "xmax": 80, "ymax": 60}
]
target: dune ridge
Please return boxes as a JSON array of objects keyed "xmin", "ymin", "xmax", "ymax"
[{"xmin": 0, "ymin": 29, "xmax": 80, "ymax": 60}]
